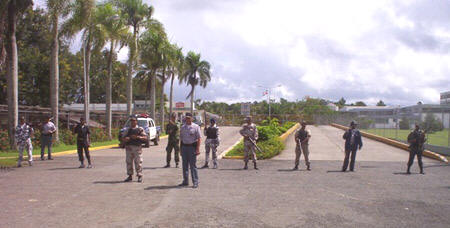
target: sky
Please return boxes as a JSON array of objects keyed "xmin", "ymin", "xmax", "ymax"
[{"xmin": 35, "ymin": 0, "xmax": 450, "ymax": 106}]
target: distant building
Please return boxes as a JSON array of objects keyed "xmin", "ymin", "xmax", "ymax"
[
  {"xmin": 340, "ymin": 106, "xmax": 398, "ymax": 128},
  {"xmin": 441, "ymin": 91, "xmax": 450, "ymax": 105},
  {"xmin": 63, "ymin": 103, "xmax": 127, "ymax": 112},
  {"xmin": 398, "ymin": 104, "xmax": 450, "ymax": 128}
]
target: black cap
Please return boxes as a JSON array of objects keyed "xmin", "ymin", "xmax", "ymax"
[
  {"xmin": 350, "ymin": 121, "xmax": 358, "ymax": 126},
  {"xmin": 185, "ymin": 113, "xmax": 193, "ymax": 117},
  {"xmin": 301, "ymin": 121, "xmax": 307, "ymax": 126},
  {"xmin": 210, "ymin": 118, "xmax": 216, "ymax": 123}
]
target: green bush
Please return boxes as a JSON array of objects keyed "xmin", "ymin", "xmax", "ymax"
[
  {"xmin": 226, "ymin": 137, "xmax": 285, "ymax": 160},
  {"xmin": 0, "ymin": 129, "xmax": 9, "ymax": 151}
]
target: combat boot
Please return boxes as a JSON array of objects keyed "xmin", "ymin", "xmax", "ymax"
[
  {"xmin": 137, "ymin": 176, "xmax": 143, "ymax": 183},
  {"xmin": 176, "ymin": 163, "xmax": 179, "ymax": 168},
  {"xmin": 293, "ymin": 165, "xmax": 298, "ymax": 170},
  {"xmin": 213, "ymin": 162, "xmax": 218, "ymax": 169},
  {"xmin": 79, "ymin": 162, "xmax": 85, "ymax": 168},
  {"xmin": 124, "ymin": 175, "xmax": 132, "ymax": 182},
  {"xmin": 254, "ymin": 162, "xmax": 258, "ymax": 170},
  {"xmin": 307, "ymin": 164, "xmax": 311, "ymax": 171},
  {"xmin": 406, "ymin": 166, "xmax": 411, "ymax": 174},
  {"xmin": 243, "ymin": 162, "xmax": 248, "ymax": 170},
  {"xmin": 164, "ymin": 163, "xmax": 170, "ymax": 168},
  {"xmin": 201, "ymin": 163, "xmax": 209, "ymax": 169}
]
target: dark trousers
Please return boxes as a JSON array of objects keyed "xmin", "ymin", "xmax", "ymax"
[
  {"xmin": 77, "ymin": 142, "xmax": 91, "ymax": 164},
  {"xmin": 407, "ymin": 148, "xmax": 423, "ymax": 171},
  {"xmin": 166, "ymin": 140, "xmax": 180, "ymax": 164},
  {"xmin": 342, "ymin": 149, "xmax": 357, "ymax": 171},
  {"xmin": 40, "ymin": 135, "xmax": 53, "ymax": 159},
  {"xmin": 181, "ymin": 145, "xmax": 198, "ymax": 185}
]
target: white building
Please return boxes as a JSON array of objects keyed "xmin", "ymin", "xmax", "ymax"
[{"xmin": 340, "ymin": 106, "xmax": 398, "ymax": 128}]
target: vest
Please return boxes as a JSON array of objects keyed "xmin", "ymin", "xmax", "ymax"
[
  {"xmin": 298, "ymin": 129, "xmax": 308, "ymax": 141},
  {"xmin": 125, "ymin": 127, "xmax": 144, "ymax": 146},
  {"xmin": 206, "ymin": 127, "xmax": 218, "ymax": 139}
]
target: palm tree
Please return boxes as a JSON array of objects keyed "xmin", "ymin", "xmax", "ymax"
[
  {"xmin": 182, "ymin": 51, "xmax": 211, "ymax": 114},
  {"xmin": 169, "ymin": 44, "xmax": 184, "ymax": 116},
  {"xmin": 63, "ymin": 0, "xmax": 106, "ymax": 125},
  {"xmin": 115, "ymin": 0, "xmax": 153, "ymax": 116},
  {"xmin": 3, "ymin": 0, "xmax": 33, "ymax": 147},
  {"xmin": 97, "ymin": 3, "xmax": 128, "ymax": 140},
  {"xmin": 138, "ymin": 20, "xmax": 166, "ymax": 120},
  {"xmin": 47, "ymin": 0, "xmax": 73, "ymax": 142}
]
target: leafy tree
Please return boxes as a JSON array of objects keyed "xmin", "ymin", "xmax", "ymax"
[
  {"xmin": 3, "ymin": 0, "xmax": 33, "ymax": 147},
  {"xmin": 421, "ymin": 113, "xmax": 444, "ymax": 133},
  {"xmin": 168, "ymin": 44, "xmax": 184, "ymax": 116},
  {"xmin": 376, "ymin": 100, "xmax": 386, "ymax": 106},
  {"xmin": 399, "ymin": 118, "xmax": 410, "ymax": 130},
  {"xmin": 337, "ymin": 97, "xmax": 346, "ymax": 107},
  {"xmin": 181, "ymin": 51, "xmax": 211, "ymax": 114},
  {"xmin": 355, "ymin": 101, "xmax": 367, "ymax": 106}
]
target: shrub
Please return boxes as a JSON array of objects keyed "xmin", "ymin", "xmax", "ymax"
[
  {"xmin": 255, "ymin": 137, "xmax": 285, "ymax": 159},
  {"xmin": 257, "ymin": 125, "xmax": 281, "ymax": 141},
  {"xmin": 399, "ymin": 119, "xmax": 410, "ymax": 130},
  {"xmin": 0, "ymin": 129, "xmax": 9, "ymax": 151}
]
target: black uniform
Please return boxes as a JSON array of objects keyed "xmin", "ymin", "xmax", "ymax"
[
  {"xmin": 407, "ymin": 129, "xmax": 426, "ymax": 173},
  {"xmin": 342, "ymin": 128, "xmax": 363, "ymax": 171},
  {"xmin": 74, "ymin": 124, "xmax": 91, "ymax": 165}
]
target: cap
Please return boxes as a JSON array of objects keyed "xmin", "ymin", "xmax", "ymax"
[
  {"xmin": 210, "ymin": 118, "xmax": 216, "ymax": 123},
  {"xmin": 301, "ymin": 121, "xmax": 307, "ymax": 126},
  {"xmin": 350, "ymin": 121, "xmax": 358, "ymax": 126},
  {"xmin": 185, "ymin": 113, "xmax": 193, "ymax": 117}
]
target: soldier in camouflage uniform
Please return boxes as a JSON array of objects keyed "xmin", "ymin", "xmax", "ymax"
[
  {"xmin": 165, "ymin": 113, "xmax": 180, "ymax": 168},
  {"xmin": 121, "ymin": 117, "xmax": 147, "ymax": 183},
  {"xmin": 202, "ymin": 118, "xmax": 220, "ymax": 169},
  {"xmin": 240, "ymin": 116, "xmax": 259, "ymax": 170},
  {"xmin": 15, "ymin": 116, "xmax": 34, "ymax": 167}
]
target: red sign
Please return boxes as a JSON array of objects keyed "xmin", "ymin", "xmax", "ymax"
[{"xmin": 175, "ymin": 102, "xmax": 185, "ymax": 108}]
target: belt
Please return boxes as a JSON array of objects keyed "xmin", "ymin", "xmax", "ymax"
[
  {"xmin": 42, "ymin": 133, "xmax": 52, "ymax": 136},
  {"xmin": 182, "ymin": 142, "xmax": 197, "ymax": 147}
]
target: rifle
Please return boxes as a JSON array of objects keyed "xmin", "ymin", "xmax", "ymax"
[{"xmin": 247, "ymin": 137, "xmax": 263, "ymax": 153}]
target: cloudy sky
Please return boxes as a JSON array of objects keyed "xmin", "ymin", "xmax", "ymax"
[{"xmin": 37, "ymin": 0, "xmax": 450, "ymax": 105}]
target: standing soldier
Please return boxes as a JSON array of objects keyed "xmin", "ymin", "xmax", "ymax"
[
  {"xmin": 293, "ymin": 121, "xmax": 311, "ymax": 170},
  {"xmin": 179, "ymin": 113, "xmax": 202, "ymax": 188},
  {"xmin": 15, "ymin": 116, "xmax": 34, "ymax": 167},
  {"xmin": 202, "ymin": 118, "xmax": 220, "ymax": 169},
  {"xmin": 165, "ymin": 113, "xmax": 180, "ymax": 168},
  {"xmin": 122, "ymin": 117, "xmax": 147, "ymax": 183},
  {"xmin": 41, "ymin": 116, "xmax": 56, "ymax": 160},
  {"xmin": 73, "ymin": 118, "xmax": 92, "ymax": 168},
  {"xmin": 406, "ymin": 124, "xmax": 426, "ymax": 174},
  {"xmin": 342, "ymin": 121, "xmax": 363, "ymax": 172},
  {"xmin": 240, "ymin": 116, "xmax": 259, "ymax": 170}
]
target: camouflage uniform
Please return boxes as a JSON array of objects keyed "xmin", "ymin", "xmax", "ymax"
[
  {"xmin": 407, "ymin": 129, "xmax": 425, "ymax": 174},
  {"xmin": 240, "ymin": 123, "xmax": 258, "ymax": 164},
  {"xmin": 204, "ymin": 124, "xmax": 220, "ymax": 167},
  {"xmin": 166, "ymin": 121, "xmax": 180, "ymax": 165},
  {"xmin": 123, "ymin": 126, "xmax": 146, "ymax": 177},
  {"xmin": 15, "ymin": 123, "xmax": 34, "ymax": 166}
]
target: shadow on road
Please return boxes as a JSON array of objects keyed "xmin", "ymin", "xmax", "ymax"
[
  {"xmin": 145, "ymin": 185, "xmax": 181, "ymax": 190},
  {"xmin": 219, "ymin": 168, "xmax": 245, "ymax": 171},
  {"xmin": 327, "ymin": 170, "xmax": 344, "ymax": 173},
  {"xmin": 93, "ymin": 180, "xmax": 125, "ymax": 184},
  {"xmin": 48, "ymin": 167, "xmax": 81, "ymax": 170},
  {"xmin": 393, "ymin": 172, "xmax": 419, "ymax": 175},
  {"xmin": 277, "ymin": 169, "xmax": 307, "ymax": 172},
  {"xmin": 360, "ymin": 165, "xmax": 379, "ymax": 169},
  {"xmin": 143, "ymin": 167, "xmax": 167, "ymax": 170},
  {"xmin": 424, "ymin": 164, "xmax": 449, "ymax": 168}
]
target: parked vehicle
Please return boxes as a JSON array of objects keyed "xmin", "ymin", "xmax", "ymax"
[{"xmin": 119, "ymin": 114, "xmax": 161, "ymax": 148}]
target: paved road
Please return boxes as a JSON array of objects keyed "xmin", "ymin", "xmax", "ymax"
[{"xmin": 1, "ymin": 126, "xmax": 449, "ymax": 228}]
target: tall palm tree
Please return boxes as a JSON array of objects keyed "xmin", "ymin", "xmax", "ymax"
[
  {"xmin": 47, "ymin": 0, "xmax": 73, "ymax": 142},
  {"xmin": 63, "ymin": 0, "xmax": 105, "ymax": 125},
  {"xmin": 97, "ymin": 3, "xmax": 128, "ymax": 140},
  {"xmin": 169, "ymin": 44, "xmax": 184, "ymax": 116},
  {"xmin": 157, "ymin": 42, "xmax": 174, "ymax": 132},
  {"xmin": 115, "ymin": 0, "xmax": 153, "ymax": 116},
  {"xmin": 138, "ymin": 20, "xmax": 166, "ymax": 120},
  {"xmin": 3, "ymin": 0, "xmax": 33, "ymax": 147},
  {"xmin": 182, "ymin": 51, "xmax": 211, "ymax": 114}
]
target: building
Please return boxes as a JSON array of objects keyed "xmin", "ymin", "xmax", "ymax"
[
  {"xmin": 441, "ymin": 91, "xmax": 450, "ymax": 105},
  {"xmin": 398, "ymin": 104, "xmax": 450, "ymax": 128},
  {"xmin": 63, "ymin": 103, "xmax": 127, "ymax": 112},
  {"xmin": 340, "ymin": 106, "xmax": 398, "ymax": 128}
]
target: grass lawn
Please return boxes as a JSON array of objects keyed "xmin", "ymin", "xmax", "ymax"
[
  {"xmin": 362, "ymin": 129, "xmax": 449, "ymax": 148},
  {"xmin": 0, "ymin": 158, "xmax": 17, "ymax": 168},
  {"xmin": 0, "ymin": 140, "xmax": 119, "ymax": 158}
]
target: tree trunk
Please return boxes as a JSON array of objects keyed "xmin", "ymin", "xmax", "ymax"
[
  {"xmin": 6, "ymin": 1, "xmax": 18, "ymax": 148},
  {"xmin": 169, "ymin": 71, "xmax": 175, "ymax": 116},
  {"xmin": 159, "ymin": 69, "xmax": 166, "ymax": 132},
  {"xmin": 83, "ymin": 36, "xmax": 91, "ymax": 125},
  {"xmin": 190, "ymin": 85, "xmax": 195, "ymax": 114},
  {"xmin": 106, "ymin": 41, "xmax": 114, "ymax": 140},
  {"xmin": 126, "ymin": 27, "xmax": 138, "ymax": 116},
  {"xmin": 150, "ymin": 70, "xmax": 156, "ymax": 119},
  {"xmin": 50, "ymin": 14, "xmax": 59, "ymax": 142}
]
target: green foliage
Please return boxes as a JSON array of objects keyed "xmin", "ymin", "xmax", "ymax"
[
  {"xmin": 376, "ymin": 100, "xmax": 386, "ymax": 106},
  {"xmin": 0, "ymin": 129, "xmax": 9, "ymax": 151},
  {"xmin": 399, "ymin": 118, "xmax": 410, "ymax": 130},
  {"xmin": 226, "ymin": 137, "xmax": 285, "ymax": 160},
  {"xmin": 420, "ymin": 113, "xmax": 444, "ymax": 133}
]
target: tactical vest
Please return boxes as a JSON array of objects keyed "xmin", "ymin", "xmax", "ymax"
[
  {"xmin": 126, "ymin": 127, "xmax": 144, "ymax": 146},
  {"xmin": 206, "ymin": 127, "xmax": 218, "ymax": 139},
  {"xmin": 298, "ymin": 129, "xmax": 308, "ymax": 141}
]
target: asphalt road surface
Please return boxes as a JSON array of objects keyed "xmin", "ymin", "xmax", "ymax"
[{"xmin": 1, "ymin": 126, "xmax": 449, "ymax": 228}]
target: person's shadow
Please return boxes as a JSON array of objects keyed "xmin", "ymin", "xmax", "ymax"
[
  {"xmin": 48, "ymin": 167, "xmax": 81, "ymax": 170},
  {"xmin": 393, "ymin": 172, "xmax": 419, "ymax": 175},
  {"xmin": 278, "ymin": 169, "xmax": 306, "ymax": 172},
  {"xmin": 145, "ymin": 185, "xmax": 182, "ymax": 190},
  {"xmin": 143, "ymin": 167, "xmax": 167, "ymax": 170},
  {"xmin": 218, "ymin": 168, "xmax": 245, "ymax": 171},
  {"xmin": 327, "ymin": 170, "xmax": 345, "ymax": 173},
  {"xmin": 93, "ymin": 180, "xmax": 125, "ymax": 184}
]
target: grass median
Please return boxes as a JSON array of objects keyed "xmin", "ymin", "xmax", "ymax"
[
  {"xmin": 0, "ymin": 140, "xmax": 119, "ymax": 159},
  {"xmin": 362, "ymin": 129, "xmax": 449, "ymax": 147}
]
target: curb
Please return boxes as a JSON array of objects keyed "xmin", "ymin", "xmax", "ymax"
[
  {"xmin": 1, "ymin": 135, "xmax": 169, "ymax": 160},
  {"xmin": 222, "ymin": 123, "xmax": 300, "ymax": 160},
  {"xmin": 218, "ymin": 137, "xmax": 243, "ymax": 159},
  {"xmin": 330, "ymin": 123, "xmax": 448, "ymax": 163}
]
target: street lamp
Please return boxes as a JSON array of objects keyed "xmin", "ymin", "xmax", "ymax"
[{"xmin": 258, "ymin": 84, "xmax": 282, "ymax": 120}]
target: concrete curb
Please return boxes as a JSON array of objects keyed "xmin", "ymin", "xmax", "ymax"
[
  {"xmin": 330, "ymin": 123, "xmax": 448, "ymax": 163},
  {"xmin": 0, "ymin": 135, "xmax": 169, "ymax": 161},
  {"xmin": 222, "ymin": 123, "xmax": 300, "ymax": 160}
]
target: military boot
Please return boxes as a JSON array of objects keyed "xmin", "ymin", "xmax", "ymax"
[
  {"xmin": 124, "ymin": 175, "xmax": 132, "ymax": 182},
  {"xmin": 201, "ymin": 162, "xmax": 209, "ymax": 169},
  {"xmin": 164, "ymin": 163, "xmax": 170, "ymax": 168},
  {"xmin": 307, "ymin": 164, "xmax": 311, "ymax": 171},
  {"xmin": 293, "ymin": 165, "xmax": 298, "ymax": 170},
  {"xmin": 254, "ymin": 162, "xmax": 258, "ymax": 170},
  {"xmin": 243, "ymin": 162, "xmax": 248, "ymax": 170}
]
